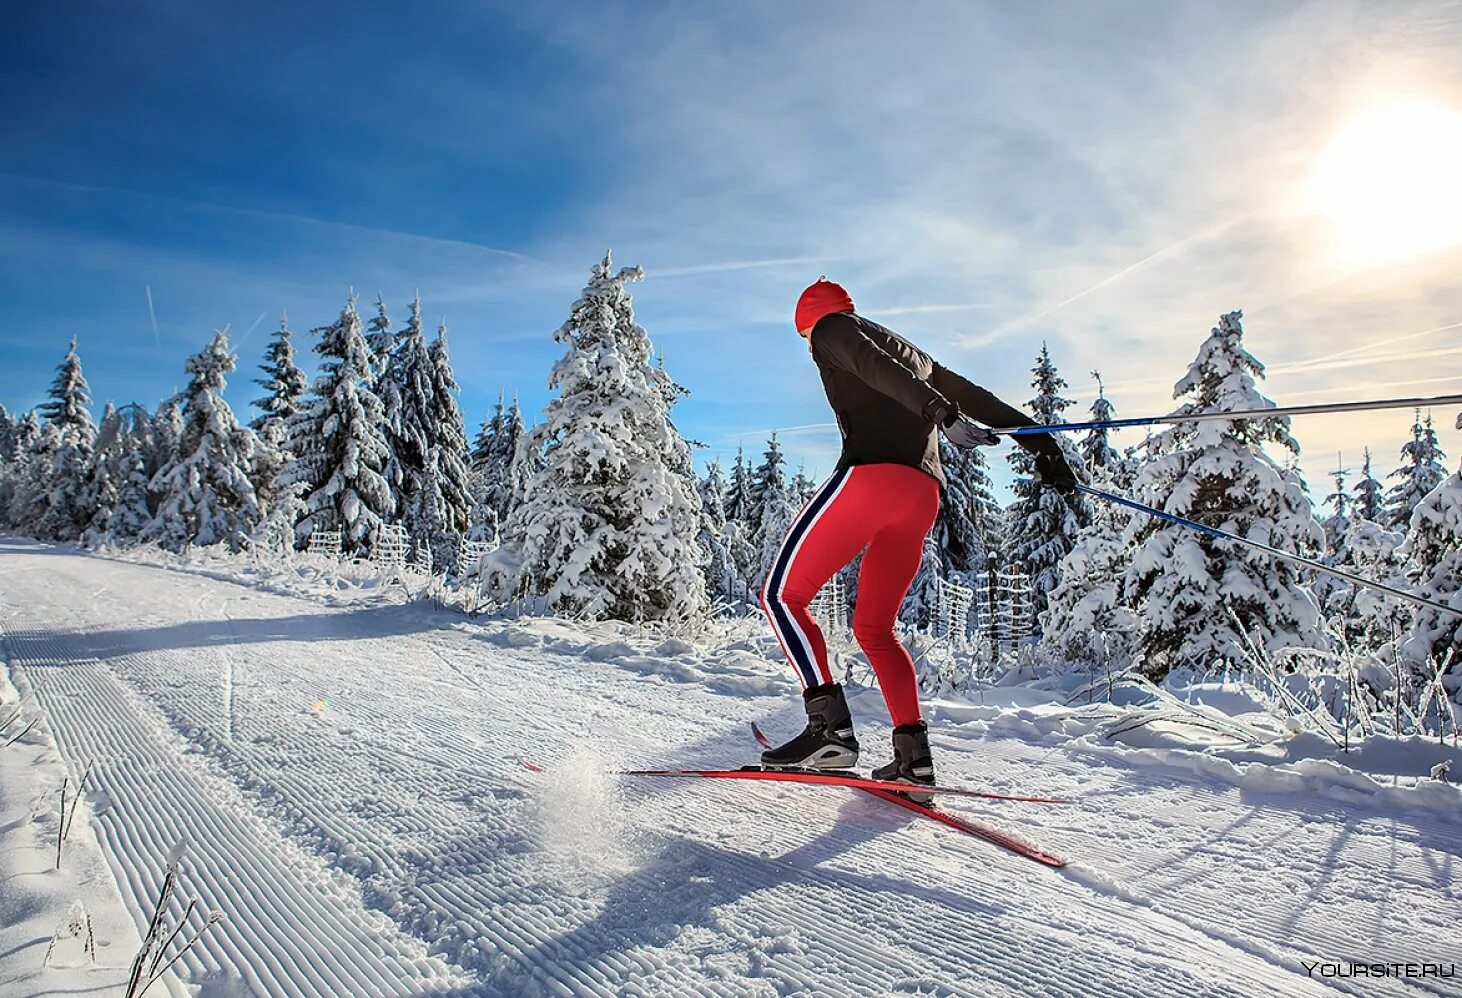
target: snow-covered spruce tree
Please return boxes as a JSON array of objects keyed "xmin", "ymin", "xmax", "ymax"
[
  {"xmin": 1005, "ymin": 342, "xmax": 1084, "ymax": 629},
  {"xmin": 474, "ymin": 391, "xmax": 526, "ymax": 525},
  {"xmin": 1319, "ymin": 457, "xmax": 1351, "ymax": 555},
  {"xmin": 150, "ymin": 399, "xmax": 183, "ymax": 485},
  {"xmin": 1122, "ymin": 311, "xmax": 1325, "ymax": 678},
  {"xmin": 1352, "ymin": 447, "xmax": 1386, "ymax": 524},
  {"xmin": 751, "ymin": 432, "xmax": 799, "ymax": 580},
  {"xmin": 902, "ymin": 440, "xmax": 996, "ymax": 629},
  {"xmin": 481, "ymin": 253, "xmax": 708, "ymax": 621},
  {"xmin": 1079, "ymin": 371, "xmax": 1134, "ymax": 489},
  {"xmin": 790, "ymin": 463, "xmax": 816, "ymax": 505},
  {"xmin": 34, "ymin": 338, "xmax": 97, "ymax": 540},
  {"xmin": 942, "ymin": 439, "xmax": 1001, "ymax": 572},
  {"xmin": 725, "ymin": 445, "xmax": 755, "ymax": 524},
  {"xmin": 1041, "ymin": 402, "xmax": 1141, "ymax": 674},
  {"xmin": 145, "ymin": 331, "xmax": 261, "ymax": 552},
  {"xmin": 282, "ymin": 294, "xmax": 394, "ymax": 553},
  {"xmin": 247, "ymin": 312, "xmax": 308, "ymax": 526},
  {"xmin": 417, "ymin": 322, "xmax": 473, "ymax": 568},
  {"xmin": 365, "ymin": 293, "xmax": 395, "ymax": 387},
  {"xmin": 104, "ymin": 406, "xmax": 158, "ymax": 547},
  {"xmin": 696, "ymin": 459, "xmax": 740, "ymax": 603},
  {"xmin": 1385, "ymin": 410, "xmax": 1447, "ymax": 530},
  {"xmin": 0, "ymin": 404, "xmax": 15, "ymax": 463},
  {"xmin": 1326, "ymin": 516, "xmax": 1405, "ymax": 656},
  {"xmin": 470, "ymin": 393, "xmax": 503, "ymax": 474},
  {"xmin": 1039, "ymin": 491, "xmax": 1137, "ymax": 672},
  {"xmin": 380, "ymin": 295, "xmax": 433, "ymax": 529},
  {"xmin": 251, "ymin": 312, "xmax": 309, "ymax": 433},
  {"xmin": 1396, "ymin": 468, "xmax": 1462, "ymax": 673},
  {"xmin": 39, "ymin": 338, "xmax": 95, "ymax": 439},
  {"xmin": 5, "ymin": 413, "xmax": 57, "ymax": 531},
  {"xmin": 79, "ymin": 403, "xmax": 123, "ymax": 545}
]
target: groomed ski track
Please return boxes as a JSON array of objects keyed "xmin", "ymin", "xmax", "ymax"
[{"xmin": 1, "ymin": 537, "xmax": 1456, "ymax": 997}]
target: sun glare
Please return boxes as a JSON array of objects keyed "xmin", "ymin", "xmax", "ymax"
[{"xmin": 1308, "ymin": 98, "xmax": 1462, "ymax": 266}]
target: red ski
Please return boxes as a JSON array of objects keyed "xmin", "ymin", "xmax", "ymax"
[
  {"xmin": 617, "ymin": 766, "xmax": 1067, "ymax": 804},
  {"xmin": 858, "ymin": 787, "xmax": 1067, "ymax": 868}
]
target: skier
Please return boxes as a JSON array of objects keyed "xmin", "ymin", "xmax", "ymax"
[{"xmin": 759, "ymin": 277, "xmax": 1077, "ymax": 797}]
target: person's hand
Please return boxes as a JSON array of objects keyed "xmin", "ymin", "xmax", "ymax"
[
  {"xmin": 941, "ymin": 416, "xmax": 998, "ymax": 449},
  {"xmin": 1033, "ymin": 450, "xmax": 1078, "ymax": 495}
]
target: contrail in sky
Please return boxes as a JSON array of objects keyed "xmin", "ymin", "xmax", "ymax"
[
  {"xmin": 236, "ymin": 310, "xmax": 268, "ymax": 349},
  {"xmin": 145, "ymin": 285, "xmax": 160, "ymax": 348},
  {"xmin": 961, "ymin": 216, "xmax": 1248, "ymax": 347}
]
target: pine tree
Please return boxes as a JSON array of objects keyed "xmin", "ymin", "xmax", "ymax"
[
  {"xmin": 248, "ymin": 313, "xmax": 308, "ymax": 525},
  {"xmin": 1385, "ymin": 410, "xmax": 1447, "ymax": 529},
  {"xmin": 940, "ymin": 440, "xmax": 999, "ymax": 575},
  {"xmin": 366, "ymin": 293, "xmax": 395, "ymax": 386},
  {"xmin": 902, "ymin": 440, "xmax": 998, "ymax": 629},
  {"xmin": 37, "ymin": 339, "xmax": 96, "ymax": 540},
  {"xmin": 1005, "ymin": 342, "xmax": 1084, "ymax": 628},
  {"xmin": 251, "ymin": 312, "xmax": 309, "ymax": 432},
  {"xmin": 0, "ymin": 404, "xmax": 15, "ymax": 463},
  {"xmin": 150, "ymin": 399, "xmax": 183, "ymax": 485},
  {"xmin": 725, "ymin": 445, "xmax": 755, "ymax": 524},
  {"xmin": 416, "ymin": 321, "xmax": 473, "ymax": 569},
  {"xmin": 470, "ymin": 393, "xmax": 504, "ymax": 474},
  {"xmin": 1123, "ymin": 311, "xmax": 1325, "ymax": 677},
  {"xmin": 751, "ymin": 432, "xmax": 799, "ymax": 580},
  {"xmin": 5, "ymin": 414, "xmax": 58, "ymax": 531},
  {"xmin": 1039, "ymin": 493, "xmax": 1138, "ymax": 672},
  {"xmin": 39, "ymin": 338, "xmax": 94, "ymax": 439},
  {"xmin": 1351, "ymin": 447, "xmax": 1386, "ymax": 525},
  {"xmin": 1078, "ymin": 372, "xmax": 1132, "ymax": 487},
  {"xmin": 1041, "ymin": 381, "xmax": 1140, "ymax": 671},
  {"xmin": 1325, "ymin": 517, "xmax": 1405, "ymax": 655},
  {"xmin": 481, "ymin": 252, "xmax": 708, "ymax": 621},
  {"xmin": 79, "ymin": 403, "xmax": 123, "ymax": 545},
  {"xmin": 1397, "ymin": 469, "xmax": 1462, "ymax": 671},
  {"xmin": 105, "ymin": 406, "xmax": 157, "ymax": 547},
  {"xmin": 1319, "ymin": 455, "xmax": 1352, "ymax": 556},
  {"xmin": 696, "ymin": 460, "xmax": 739, "ymax": 602},
  {"xmin": 381, "ymin": 295, "xmax": 434, "ymax": 530},
  {"xmin": 283, "ymin": 293, "xmax": 394, "ymax": 552},
  {"xmin": 145, "ymin": 331, "xmax": 262, "ymax": 551}
]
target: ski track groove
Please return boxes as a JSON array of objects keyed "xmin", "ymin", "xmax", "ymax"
[{"xmin": 1, "ymin": 540, "xmax": 1456, "ymax": 996}]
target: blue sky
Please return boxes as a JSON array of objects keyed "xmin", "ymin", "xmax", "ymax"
[{"xmin": 2, "ymin": 1, "xmax": 1460, "ymax": 498}]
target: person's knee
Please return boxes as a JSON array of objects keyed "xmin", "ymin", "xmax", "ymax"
[{"xmin": 852, "ymin": 615, "xmax": 898, "ymax": 650}]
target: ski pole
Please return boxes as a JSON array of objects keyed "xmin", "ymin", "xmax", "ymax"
[
  {"xmin": 1076, "ymin": 484, "xmax": 1462, "ymax": 619},
  {"xmin": 991, "ymin": 392, "xmax": 1462, "ymax": 437}
]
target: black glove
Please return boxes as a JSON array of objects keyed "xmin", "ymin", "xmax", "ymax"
[
  {"xmin": 941, "ymin": 416, "xmax": 998, "ymax": 449},
  {"xmin": 1033, "ymin": 450, "xmax": 1077, "ymax": 495}
]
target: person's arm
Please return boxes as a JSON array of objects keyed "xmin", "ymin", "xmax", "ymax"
[
  {"xmin": 812, "ymin": 314, "xmax": 954, "ymax": 423},
  {"xmin": 930, "ymin": 362, "xmax": 1065, "ymax": 461}
]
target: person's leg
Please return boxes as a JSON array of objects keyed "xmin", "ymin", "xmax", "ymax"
[
  {"xmin": 760, "ymin": 467, "xmax": 878, "ymax": 688},
  {"xmin": 850, "ymin": 470, "xmax": 940, "ymax": 727}
]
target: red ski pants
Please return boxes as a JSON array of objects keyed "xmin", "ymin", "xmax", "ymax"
[{"xmin": 760, "ymin": 463, "xmax": 940, "ymax": 728}]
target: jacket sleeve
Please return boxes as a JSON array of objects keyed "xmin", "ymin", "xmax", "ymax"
[
  {"xmin": 929, "ymin": 362, "xmax": 1063, "ymax": 459},
  {"xmin": 812, "ymin": 315, "xmax": 952, "ymax": 422}
]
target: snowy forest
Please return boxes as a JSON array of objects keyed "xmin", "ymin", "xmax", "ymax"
[{"xmin": 1, "ymin": 252, "xmax": 1458, "ymax": 700}]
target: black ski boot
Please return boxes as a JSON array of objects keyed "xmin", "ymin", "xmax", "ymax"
[
  {"xmin": 872, "ymin": 721, "xmax": 936, "ymax": 804},
  {"xmin": 760, "ymin": 682, "xmax": 860, "ymax": 771}
]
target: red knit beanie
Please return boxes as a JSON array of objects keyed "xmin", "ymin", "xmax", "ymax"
[{"xmin": 795, "ymin": 277, "xmax": 854, "ymax": 333}]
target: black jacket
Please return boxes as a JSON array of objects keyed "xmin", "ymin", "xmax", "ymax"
[{"xmin": 808, "ymin": 310, "xmax": 1061, "ymax": 489}]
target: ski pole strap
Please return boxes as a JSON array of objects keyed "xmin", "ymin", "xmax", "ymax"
[
  {"xmin": 1077, "ymin": 484, "xmax": 1462, "ymax": 619},
  {"xmin": 991, "ymin": 392, "xmax": 1462, "ymax": 437}
]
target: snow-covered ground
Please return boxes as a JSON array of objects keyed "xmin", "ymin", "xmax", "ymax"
[{"xmin": 1, "ymin": 535, "xmax": 1459, "ymax": 997}]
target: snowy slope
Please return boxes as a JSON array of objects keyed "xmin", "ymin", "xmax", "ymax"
[{"xmin": 1, "ymin": 536, "xmax": 1458, "ymax": 996}]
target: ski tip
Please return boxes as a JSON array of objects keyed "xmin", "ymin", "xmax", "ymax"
[
  {"xmin": 520, "ymin": 758, "xmax": 544, "ymax": 773},
  {"xmin": 750, "ymin": 721, "xmax": 774, "ymax": 749}
]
